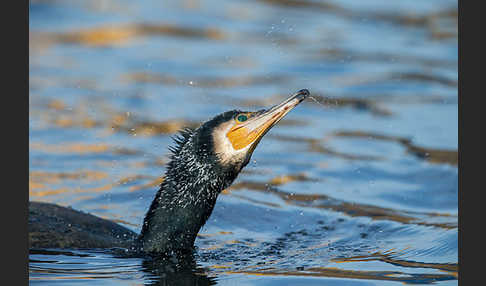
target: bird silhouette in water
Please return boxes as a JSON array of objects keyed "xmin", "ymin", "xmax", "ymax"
[{"xmin": 29, "ymin": 89, "xmax": 310, "ymax": 256}]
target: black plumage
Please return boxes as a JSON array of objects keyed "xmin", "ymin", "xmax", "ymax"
[{"xmin": 137, "ymin": 110, "xmax": 245, "ymax": 254}]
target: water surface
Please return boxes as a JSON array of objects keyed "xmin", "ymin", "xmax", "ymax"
[{"xmin": 29, "ymin": 0, "xmax": 458, "ymax": 285}]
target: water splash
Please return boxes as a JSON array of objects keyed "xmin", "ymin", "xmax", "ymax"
[{"xmin": 307, "ymin": 96, "xmax": 328, "ymax": 108}]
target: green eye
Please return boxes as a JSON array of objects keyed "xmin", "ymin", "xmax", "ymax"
[{"xmin": 237, "ymin": 114, "xmax": 248, "ymax": 122}]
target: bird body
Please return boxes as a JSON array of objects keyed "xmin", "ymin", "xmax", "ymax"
[
  {"xmin": 29, "ymin": 201, "xmax": 137, "ymax": 249},
  {"xmin": 29, "ymin": 89, "xmax": 310, "ymax": 256}
]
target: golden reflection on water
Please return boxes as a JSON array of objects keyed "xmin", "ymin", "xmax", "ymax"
[
  {"xmin": 30, "ymin": 22, "xmax": 225, "ymax": 49},
  {"xmin": 30, "ymin": 141, "xmax": 140, "ymax": 155},
  {"xmin": 120, "ymin": 72, "xmax": 286, "ymax": 88},
  {"xmin": 30, "ymin": 170, "xmax": 108, "ymax": 184},
  {"xmin": 29, "ymin": 169, "xmax": 159, "ymax": 199}
]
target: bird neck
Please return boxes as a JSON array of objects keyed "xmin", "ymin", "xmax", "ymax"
[{"xmin": 137, "ymin": 129, "xmax": 239, "ymax": 254}]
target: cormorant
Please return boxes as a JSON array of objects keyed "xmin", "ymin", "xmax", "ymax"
[{"xmin": 29, "ymin": 89, "xmax": 310, "ymax": 256}]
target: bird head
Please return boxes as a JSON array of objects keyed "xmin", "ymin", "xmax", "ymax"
[{"xmin": 191, "ymin": 89, "xmax": 309, "ymax": 173}]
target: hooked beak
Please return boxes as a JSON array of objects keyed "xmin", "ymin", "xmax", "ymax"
[{"xmin": 227, "ymin": 89, "xmax": 309, "ymax": 151}]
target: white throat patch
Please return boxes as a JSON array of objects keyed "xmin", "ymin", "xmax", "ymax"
[{"xmin": 211, "ymin": 121, "xmax": 251, "ymax": 166}]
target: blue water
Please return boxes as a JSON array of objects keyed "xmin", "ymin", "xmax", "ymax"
[{"xmin": 29, "ymin": 0, "xmax": 457, "ymax": 285}]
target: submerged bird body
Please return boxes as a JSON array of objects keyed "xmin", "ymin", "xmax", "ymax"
[
  {"xmin": 29, "ymin": 89, "xmax": 310, "ymax": 255},
  {"xmin": 29, "ymin": 201, "xmax": 137, "ymax": 249}
]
